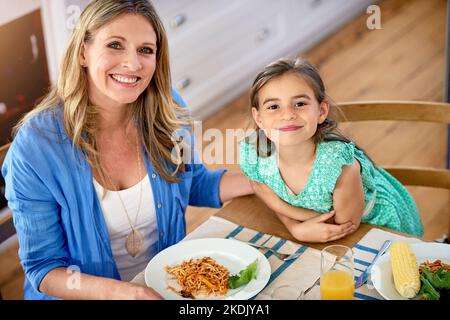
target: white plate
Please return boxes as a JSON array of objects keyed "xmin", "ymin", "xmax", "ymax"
[
  {"xmin": 145, "ymin": 238, "xmax": 271, "ymax": 300},
  {"xmin": 370, "ymin": 242, "xmax": 450, "ymax": 300}
]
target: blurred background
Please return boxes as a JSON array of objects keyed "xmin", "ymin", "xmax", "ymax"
[{"xmin": 0, "ymin": 0, "xmax": 448, "ymax": 299}]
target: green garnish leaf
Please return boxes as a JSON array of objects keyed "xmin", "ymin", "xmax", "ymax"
[
  {"xmin": 419, "ymin": 274, "xmax": 440, "ymax": 300},
  {"xmin": 228, "ymin": 259, "xmax": 258, "ymax": 289}
]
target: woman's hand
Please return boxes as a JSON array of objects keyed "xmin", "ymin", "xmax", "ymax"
[
  {"xmin": 251, "ymin": 181, "xmax": 321, "ymax": 221},
  {"xmin": 219, "ymin": 172, "xmax": 254, "ymax": 203},
  {"xmin": 250, "ymin": 180, "xmax": 287, "ymax": 213},
  {"xmin": 129, "ymin": 284, "xmax": 164, "ymax": 300},
  {"xmin": 113, "ymin": 281, "xmax": 164, "ymax": 300},
  {"xmin": 287, "ymin": 211, "xmax": 357, "ymax": 243}
]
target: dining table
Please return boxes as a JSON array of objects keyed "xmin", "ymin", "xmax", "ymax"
[
  {"xmin": 133, "ymin": 194, "xmax": 426, "ymax": 300},
  {"xmin": 210, "ymin": 195, "xmax": 426, "ymax": 300},
  {"xmin": 214, "ymin": 194, "xmax": 413, "ymax": 251}
]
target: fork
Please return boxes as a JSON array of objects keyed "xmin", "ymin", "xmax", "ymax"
[
  {"xmin": 229, "ymin": 237, "xmax": 302, "ymax": 261},
  {"xmin": 354, "ymin": 240, "xmax": 392, "ymax": 288}
]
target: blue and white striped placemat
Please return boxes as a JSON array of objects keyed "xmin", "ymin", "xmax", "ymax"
[{"xmin": 185, "ymin": 216, "xmax": 423, "ymax": 300}]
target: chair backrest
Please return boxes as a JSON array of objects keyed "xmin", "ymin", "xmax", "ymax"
[{"xmin": 336, "ymin": 101, "xmax": 450, "ymax": 240}]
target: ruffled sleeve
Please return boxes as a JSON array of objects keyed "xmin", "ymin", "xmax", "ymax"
[{"xmin": 317, "ymin": 141, "xmax": 357, "ymax": 193}]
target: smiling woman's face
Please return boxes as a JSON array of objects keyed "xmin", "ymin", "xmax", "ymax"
[{"xmin": 80, "ymin": 13, "xmax": 157, "ymax": 109}]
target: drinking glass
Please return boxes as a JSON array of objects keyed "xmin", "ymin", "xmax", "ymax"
[
  {"xmin": 270, "ymin": 283, "xmax": 304, "ymax": 300},
  {"xmin": 320, "ymin": 245, "xmax": 354, "ymax": 300}
]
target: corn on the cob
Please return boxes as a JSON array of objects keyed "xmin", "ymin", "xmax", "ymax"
[{"xmin": 389, "ymin": 241, "xmax": 420, "ymax": 298}]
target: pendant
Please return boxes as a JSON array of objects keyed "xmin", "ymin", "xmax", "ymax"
[{"xmin": 125, "ymin": 229, "xmax": 144, "ymax": 258}]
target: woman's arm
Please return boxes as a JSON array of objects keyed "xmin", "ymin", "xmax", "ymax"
[
  {"xmin": 219, "ymin": 171, "xmax": 254, "ymax": 203},
  {"xmin": 332, "ymin": 160, "xmax": 365, "ymax": 228},
  {"xmin": 3, "ymin": 128, "xmax": 162, "ymax": 300},
  {"xmin": 39, "ymin": 268, "xmax": 162, "ymax": 300}
]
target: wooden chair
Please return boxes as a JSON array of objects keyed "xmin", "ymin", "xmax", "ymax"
[{"xmin": 335, "ymin": 101, "xmax": 450, "ymax": 242}]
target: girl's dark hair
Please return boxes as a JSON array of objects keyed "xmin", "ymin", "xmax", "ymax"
[{"xmin": 248, "ymin": 57, "xmax": 375, "ymax": 165}]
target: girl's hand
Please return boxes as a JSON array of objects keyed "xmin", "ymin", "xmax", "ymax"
[
  {"xmin": 250, "ymin": 180, "xmax": 286, "ymax": 213},
  {"xmin": 288, "ymin": 211, "xmax": 357, "ymax": 243}
]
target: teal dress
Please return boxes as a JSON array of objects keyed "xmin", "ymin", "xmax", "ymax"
[{"xmin": 239, "ymin": 139, "xmax": 423, "ymax": 237}]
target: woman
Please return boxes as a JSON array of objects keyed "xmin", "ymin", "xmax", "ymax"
[{"xmin": 2, "ymin": 0, "xmax": 252, "ymax": 299}]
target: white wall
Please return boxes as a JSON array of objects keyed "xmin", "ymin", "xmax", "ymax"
[{"xmin": 40, "ymin": 0, "xmax": 90, "ymax": 83}]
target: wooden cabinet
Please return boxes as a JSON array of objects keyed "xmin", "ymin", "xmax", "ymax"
[
  {"xmin": 0, "ymin": 3, "xmax": 50, "ymax": 212},
  {"xmin": 0, "ymin": 1, "xmax": 49, "ymax": 146}
]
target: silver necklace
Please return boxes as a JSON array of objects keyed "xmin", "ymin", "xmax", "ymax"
[{"xmin": 104, "ymin": 139, "xmax": 144, "ymax": 258}]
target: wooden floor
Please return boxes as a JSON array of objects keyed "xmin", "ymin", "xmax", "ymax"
[{"xmin": 0, "ymin": 0, "xmax": 448, "ymax": 299}]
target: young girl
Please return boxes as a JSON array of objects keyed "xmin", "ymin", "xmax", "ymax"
[{"xmin": 239, "ymin": 58, "xmax": 423, "ymax": 243}]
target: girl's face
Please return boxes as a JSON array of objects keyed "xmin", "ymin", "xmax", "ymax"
[
  {"xmin": 252, "ymin": 73, "xmax": 329, "ymax": 148},
  {"xmin": 80, "ymin": 13, "xmax": 157, "ymax": 109}
]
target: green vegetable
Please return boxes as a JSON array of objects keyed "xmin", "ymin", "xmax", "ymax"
[
  {"xmin": 418, "ymin": 266, "xmax": 450, "ymax": 301},
  {"xmin": 228, "ymin": 259, "xmax": 258, "ymax": 289},
  {"xmin": 419, "ymin": 274, "xmax": 440, "ymax": 300},
  {"xmin": 421, "ymin": 267, "xmax": 441, "ymax": 289},
  {"xmin": 433, "ymin": 267, "xmax": 450, "ymax": 289}
]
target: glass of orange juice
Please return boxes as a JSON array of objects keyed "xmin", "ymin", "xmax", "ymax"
[{"xmin": 320, "ymin": 245, "xmax": 354, "ymax": 300}]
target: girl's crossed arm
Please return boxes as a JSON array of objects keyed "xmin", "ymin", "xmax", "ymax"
[
  {"xmin": 332, "ymin": 160, "xmax": 365, "ymax": 228},
  {"xmin": 252, "ymin": 160, "xmax": 365, "ymax": 225},
  {"xmin": 250, "ymin": 180, "xmax": 321, "ymax": 222},
  {"xmin": 250, "ymin": 160, "xmax": 364, "ymax": 243}
]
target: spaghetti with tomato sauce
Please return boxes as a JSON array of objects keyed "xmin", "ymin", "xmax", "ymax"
[{"xmin": 165, "ymin": 256, "xmax": 230, "ymax": 299}]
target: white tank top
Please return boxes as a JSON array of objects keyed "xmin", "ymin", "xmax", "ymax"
[{"xmin": 93, "ymin": 174, "xmax": 157, "ymax": 281}]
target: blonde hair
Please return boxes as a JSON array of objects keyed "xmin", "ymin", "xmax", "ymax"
[{"xmin": 14, "ymin": 0, "xmax": 189, "ymax": 183}]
